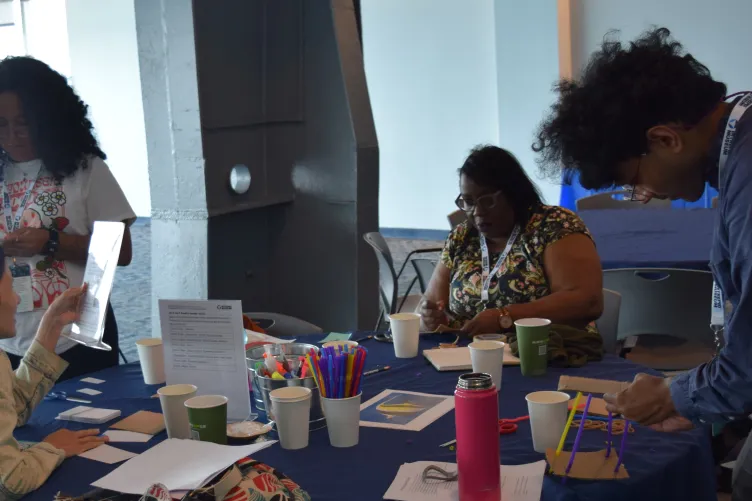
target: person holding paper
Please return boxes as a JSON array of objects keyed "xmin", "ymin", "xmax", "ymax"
[
  {"xmin": 418, "ymin": 146, "xmax": 604, "ymax": 360},
  {"xmin": 0, "ymin": 249, "xmax": 109, "ymax": 498},
  {"xmin": 0, "ymin": 56, "xmax": 136, "ymax": 379},
  {"xmin": 532, "ymin": 27, "xmax": 752, "ymax": 498}
]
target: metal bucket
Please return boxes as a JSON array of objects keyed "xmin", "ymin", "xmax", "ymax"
[{"xmin": 246, "ymin": 343, "xmax": 326, "ymax": 429}]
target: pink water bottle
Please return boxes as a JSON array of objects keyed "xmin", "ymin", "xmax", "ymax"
[{"xmin": 455, "ymin": 373, "xmax": 500, "ymax": 501}]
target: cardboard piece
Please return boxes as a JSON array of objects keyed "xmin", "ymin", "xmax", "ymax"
[
  {"xmin": 545, "ymin": 448, "xmax": 629, "ymax": 480},
  {"xmin": 579, "ymin": 396, "xmax": 609, "ymax": 417},
  {"xmin": 111, "ymin": 411, "xmax": 165, "ymax": 435},
  {"xmin": 558, "ymin": 376, "xmax": 630, "ymax": 395}
]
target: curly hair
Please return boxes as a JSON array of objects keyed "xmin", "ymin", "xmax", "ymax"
[
  {"xmin": 532, "ymin": 27, "xmax": 727, "ymax": 190},
  {"xmin": 460, "ymin": 145, "xmax": 542, "ymax": 226},
  {"xmin": 0, "ymin": 56, "xmax": 105, "ymax": 179}
]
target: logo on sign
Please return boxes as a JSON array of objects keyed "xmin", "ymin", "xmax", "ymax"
[{"xmin": 217, "ymin": 305, "xmax": 231, "ymax": 310}]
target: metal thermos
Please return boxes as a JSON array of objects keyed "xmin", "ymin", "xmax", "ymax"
[{"xmin": 454, "ymin": 373, "xmax": 500, "ymax": 501}]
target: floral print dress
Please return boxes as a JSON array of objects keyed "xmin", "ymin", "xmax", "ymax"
[{"xmin": 440, "ymin": 204, "xmax": 598, "ymax": 333}]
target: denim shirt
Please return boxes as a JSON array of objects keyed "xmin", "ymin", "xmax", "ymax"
[{"xmin": 670, "ymin": 103, "xmax": 752, "ymax": 423}]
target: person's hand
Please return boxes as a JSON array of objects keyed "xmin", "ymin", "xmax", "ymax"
[
  {"xmin": 42, "ymin": 428, "xmax": 108, "ymax": 457},
  {"xmin": 3, "ymin": 228, "xmax": 49, "ymax": 257},
  {"xmin": 35, "ymin": 284, "xmax": 87, "ymax": 352},
  {"xmin": 419, "ymin": 299, "xmax": 448, "ymax": 332},
  {"xmin": 461, "ymin": 308, "xmax": 501, "ymax": 336},
  {"xmin": 603, "ymin": 373, "xmax": 679, "ymax": 426},
  {"xmin": 649, "ymin": 416, "xmax": 695, "ymax": 432}
]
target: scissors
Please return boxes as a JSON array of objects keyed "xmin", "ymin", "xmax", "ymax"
[
  {"xmin": 45, "ymin": 391, "xmax": 91, "ymax": 404},
  {"xmin": 440, "ymin": 415, "xmax": 530, "ymax": 447}
]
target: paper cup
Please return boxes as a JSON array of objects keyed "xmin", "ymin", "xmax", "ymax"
[
  {"xmin": 469, "ymin": 340, "xmax": 504, "ymax": 390},
  {"xmin": 389, "ymin": 313, "xmax": 420, "ymax": 358},
  {"xmin": 321, "ymin": 393, "xmax": 361, "ymax": 447},
  {"xmin": 525, "ymin": 391, "xmax": 569, "ymax": 453},
  {"xmin": 270, "ymin": 386, "xmax": 312, "ymax": 450},
  {"xmin": 136, "ymin": 338, "xmax": 166, "ymax": 385},
  {"xmin": 158, "ymin": 384, "xmax": 197, "ymax": 439},
  {"xmin": 185, "ymin": 395, "xmax": 228, "ymax": 445},
  {"xmin": 515, "ymin": 318, "xmax": 551, "ymax": 377}
]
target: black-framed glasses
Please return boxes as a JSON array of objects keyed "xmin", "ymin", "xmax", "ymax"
[
  {"xmin": 625, "ymin": 156, "xmax": 644, "ymax": 202},
  {"xmin": 455, "ymin": 191, "xmax": 502, "ymax": 213}
]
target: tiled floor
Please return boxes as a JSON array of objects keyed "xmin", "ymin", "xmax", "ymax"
[{"xmin": 112, "ymin": 221, "xmax": 443, "ymax": 362}]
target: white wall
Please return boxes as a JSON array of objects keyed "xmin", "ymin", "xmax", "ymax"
[
  {"xmin": 494, "ymin": 1, "xmax": 561, "ymax": 206},
  {"xmin": 23, "ymin": 0, "xmax": 70, "ymax": 76},
  {"xmin": 576, "ymin": 0, "xmax": 752, "ymax": 92},
  {"xmin": 362, "ymin": 0, "xmax": 499, "ymax": 231},
  {"xmin": 66, "ymin": 0, "xmax": 150, "ymax": 216}
]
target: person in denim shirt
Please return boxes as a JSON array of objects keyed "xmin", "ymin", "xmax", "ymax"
[
  {"xmin": 532, "ymin": 27, "xmax": 752, "ymax": 499},
  {"xmin": 0, "ymin": 246, "xmax": 107, "ymax": 499}
]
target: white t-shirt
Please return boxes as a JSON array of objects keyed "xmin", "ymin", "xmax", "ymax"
[{"xmin": 0, "ymin": 156, "xmax": 136, "ymax": 356}]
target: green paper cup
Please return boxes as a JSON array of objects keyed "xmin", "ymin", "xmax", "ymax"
[
  {"xmin": 185, "ymin": 395, "xmax": 228, "ymax": 444},
  {"xmin": 515, "ymin": 318, "xmax": 551, "ymax": 377}
]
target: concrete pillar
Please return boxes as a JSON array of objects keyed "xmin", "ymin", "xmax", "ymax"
[{"xmin": 134, "ymin": 0, "xmax": 208, "ymax": 337}]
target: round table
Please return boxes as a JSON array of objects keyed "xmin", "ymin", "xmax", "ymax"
[{"xmin": 17, "ymin": 332, "xmax": 716, "ymax": 501}]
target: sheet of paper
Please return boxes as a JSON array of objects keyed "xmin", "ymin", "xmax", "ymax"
[
  {"xmin": 77, "ymin": 388, "xmax": 102, "ymax": 396},
  {"xmin": 81, "ymin": 377, "xmax": 105, "ymax": 384},
  {"xmin": 245, "ymin": 330, "xmax": 295, "ymax": 344},
  {"xmin": 319, "ymin": 332, "xmax": 352, "ymax": 343},
  {"xmin": 65, "ymin": 221, "xmax": 125, "ymax": 350},
  {"xmin": 360, "ymin": 389, "xmax": 454, "ymax": 432},
  {"xmin": 159, "ymin": 300, "xmax": 252, "ymax": 422},
  {"xmin": 104, "ymin": 430, "xmax": 153, "ymax": 443},
  {"xmin": 79, "ymin": 444, "xmax": 138, "ymax": 465},
  {"xmin": 383, "ymin": 460, "xmax": 546, "ymax": 501},
  {"xmin": 92, "ymin": 438, "xmax": 276, "ymax": 494}
]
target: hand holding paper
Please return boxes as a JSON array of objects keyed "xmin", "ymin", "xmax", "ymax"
[{"xmin": 43, "ymin": 428, "xmax": 109, "ymax": 458}]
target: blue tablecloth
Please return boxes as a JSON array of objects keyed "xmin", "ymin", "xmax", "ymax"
[
  {"xmin": 17, "ymin": 333, "xmax": 716, "ymax": 501},
  {"xmin": 580, "ymin": 209, "xmax": 717, "ymax": 270}
]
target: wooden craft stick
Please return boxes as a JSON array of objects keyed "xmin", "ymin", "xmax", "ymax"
[
  {"xmin": 606, "ymin": 411, "xmax": 613, "ymax": 457},
  {"xmin": 558, "ymin": 375, "xmax": 630, "ymax": 395}
]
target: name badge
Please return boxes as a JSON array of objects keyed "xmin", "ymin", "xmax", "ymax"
[{"xmin": 10, "ymin": 263, "xmax": 33, "ymax": 313}]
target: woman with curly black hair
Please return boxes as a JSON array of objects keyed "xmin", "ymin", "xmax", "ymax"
[
  {"xmin": 0, "ymin": 56, "xmax": 135, "ymax": 379},
  {"xmin": 533, "ymin": 27, "xmax": 752, "ymax": 498}
]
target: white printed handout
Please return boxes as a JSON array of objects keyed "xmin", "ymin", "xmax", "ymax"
[
  {"xmin": 65, "ymin": 221, "xmax": 125, "ymax": 350},
  {"xmin": 159, "ymin": 300, "xmax": 252, "ymax": 422},
  {"xmin": 383, "ymin": 460, "xmax": 546, "ymax": 501}
]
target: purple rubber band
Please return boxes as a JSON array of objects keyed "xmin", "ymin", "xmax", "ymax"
[{"xmin": 606, "ymin": 411, "xmax": 613, "ymax": 457}]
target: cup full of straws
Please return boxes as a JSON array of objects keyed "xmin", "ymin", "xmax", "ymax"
[{"xmin": 308, "ymin": 344, "xmax": 368, "ymax": 447}]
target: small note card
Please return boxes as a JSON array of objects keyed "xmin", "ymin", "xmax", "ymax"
[
  {"xmin": 78, "ymin": 388, "xmax": 102, "ymax": 396},
  {"xmin": 81, "ymin": 377, "xmax": 105, "ymax": 384},
  {"xmin": 319, "ymin": 332, "xmax": 351, "ymax": 343},
  {"xmin": 104, "ymin": 430, "xmax": 153, "ymax": 443},
  {"xmin": 79, "ymin": 444, "xmax": 138, "ymax": 465}
]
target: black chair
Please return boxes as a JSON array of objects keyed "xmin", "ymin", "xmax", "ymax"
[
  {"xmin": 411, "ymin": 258, "xmax": 438, "ymax": 293},
  {"xmin": 363, "ymin": 232, "xmax": 440, "ymax": 330}
]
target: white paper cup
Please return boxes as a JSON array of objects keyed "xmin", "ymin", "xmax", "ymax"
[
  {"xmin": 270, "ymin": 386, "xmax": 312, "ymax": 450},
  {"xmin": 525, "ymin": 391, "xmax": 570, "ymax": 453},
  {"xmin": 469, "ymin": 340, "xmax": 505, "ymax": 390},
  {"xmin": 389, "ymin": 313, "xmax": 420, "ymax": 358},
  {"xmin": 321, "ymin": 393, "xmax": 361, "ymax": 447},
  {"xmin": 158, "ymin": 384, "xmax": 198, "ymax": 439},
  {"xmin": 136, "ymin": 338, "xmax": 166, "ymax": 385}
]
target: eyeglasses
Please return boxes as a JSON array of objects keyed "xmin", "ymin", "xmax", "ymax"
[
  {"xmin": 625, "ymin": 156, "xmax": 644, "ymax": 202},
  {"xmin": 0, "ymin": 122, "xmax": 30, "ymax": 140},
  {"xmin": 455, "ymin": 191, "xmax": 503, "ymax": 213}
]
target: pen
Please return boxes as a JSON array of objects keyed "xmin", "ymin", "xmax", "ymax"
[
  {"xmin": 353, "ymin": 335, "xmax": 373, "ymax": 343},
  {"xmin": 363, "ymin": 365, "xmax": 391, "ymax": 376}
]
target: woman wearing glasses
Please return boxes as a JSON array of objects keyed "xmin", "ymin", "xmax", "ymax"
[
  {"xmin": 419, "ymin": 146, "xmax": 604, "ymax": 362},
  {"xmin": 0, "ymin": 56, "xmax": 135, "ymax": 379}
]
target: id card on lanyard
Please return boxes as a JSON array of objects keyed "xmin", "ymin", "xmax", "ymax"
[
  {"xmin": 0, "ymin": 163, "xmax": 43, "ymax": 313},
  {"xmin": 711, "ymin": 92, "xmax": 752, "ymax": 344},
  {"xmin": 479, "ymin": 225, "xmax": 520, "ymax": 303}
]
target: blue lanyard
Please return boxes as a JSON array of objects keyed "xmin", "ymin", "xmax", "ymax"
[{"xmin": 0, "ymin": 162, "xmax": 42, "ymax": 234}]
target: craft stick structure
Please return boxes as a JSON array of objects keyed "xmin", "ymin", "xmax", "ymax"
[{"xmin": 545, "ymin": 393, "xmax": 630, "ymax": 481}]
